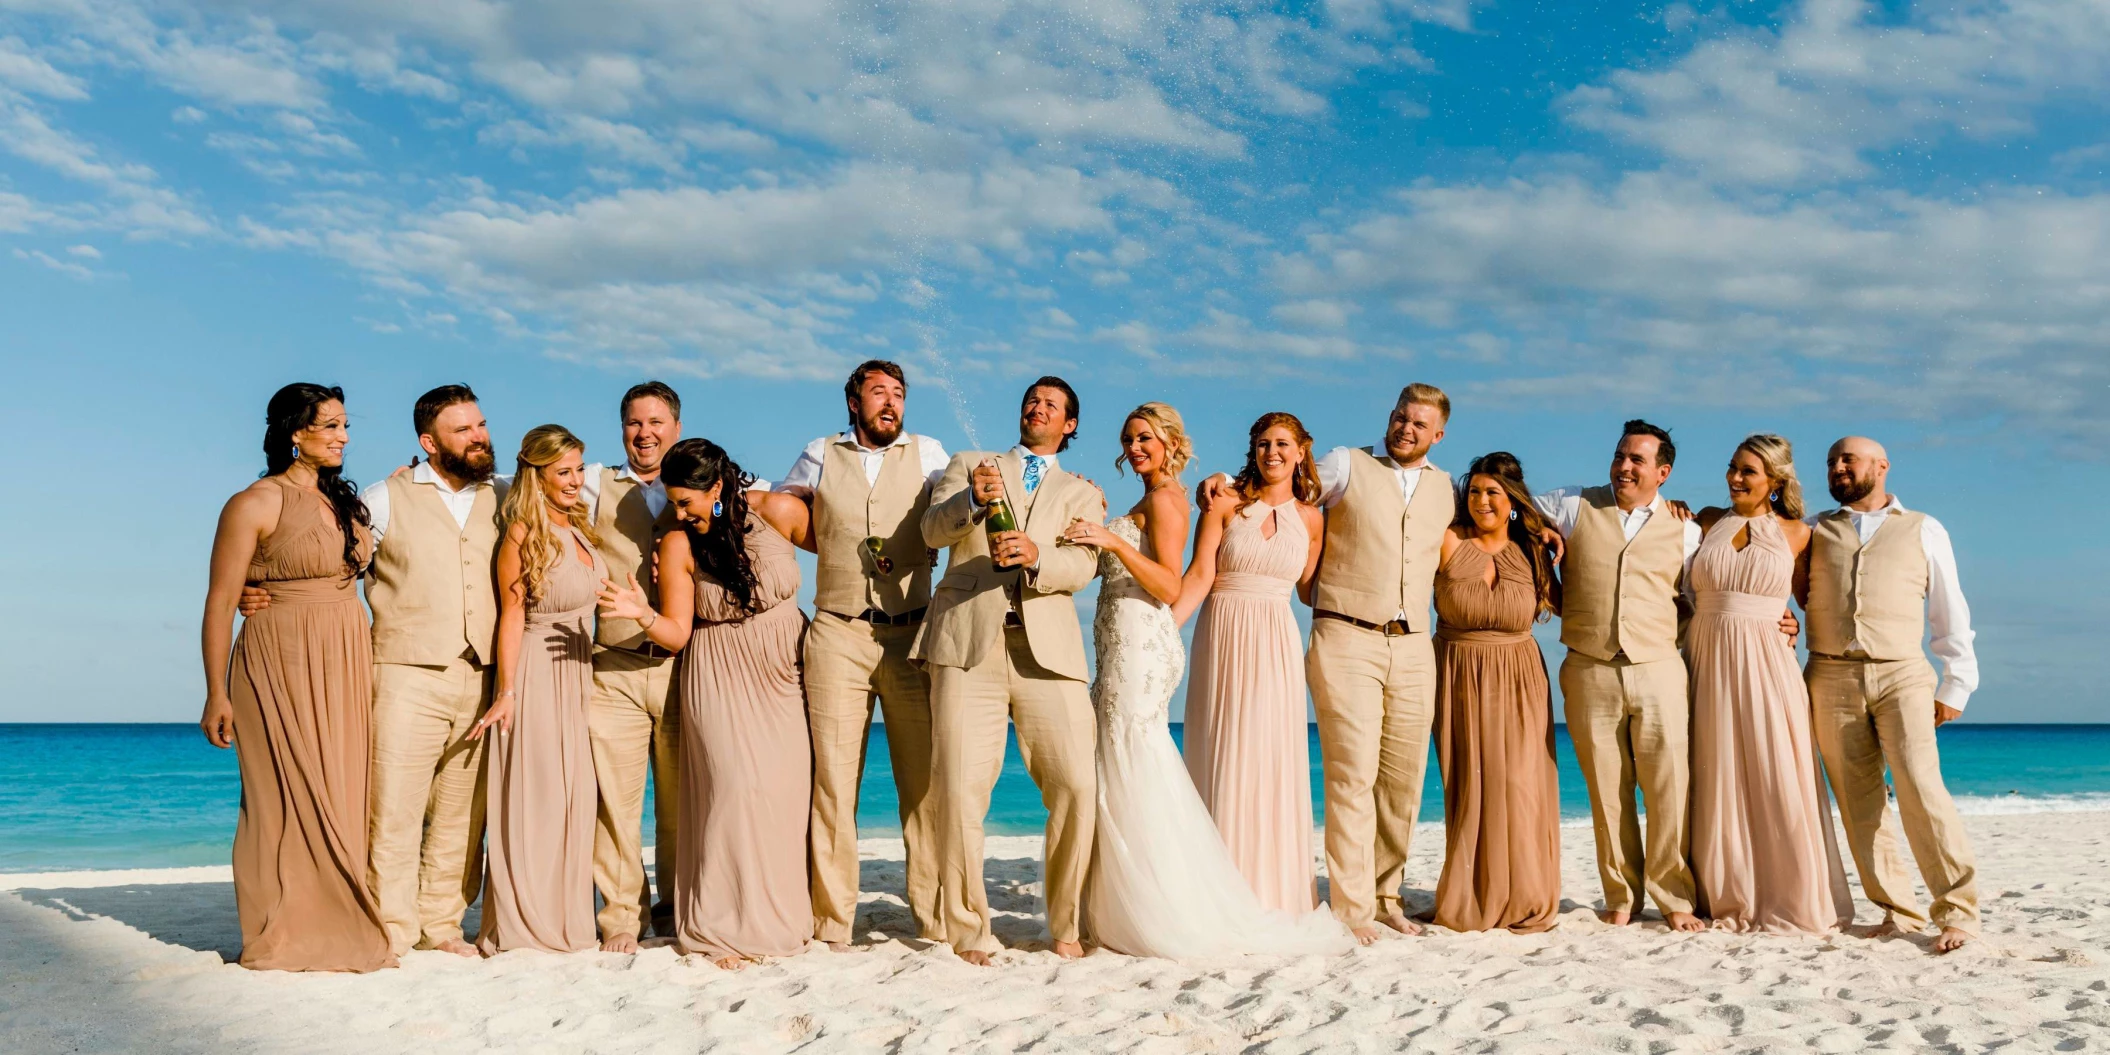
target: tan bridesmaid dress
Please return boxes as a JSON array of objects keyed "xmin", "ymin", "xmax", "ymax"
[
  {"xmin": 228, "ymin": 476, "xmax": 395, "ymax": 972},
  {"xmin": 478, "ymin": 526, "xmax": 602, "ymax": 954},
  {"xmin": 674, "ymin": 513, "xmax": 814, "ymax": 960},
  {"xmin": 1183, "ymin": 499, "xmax": 1318, "ymax": 915},
  {"xmin": 1431, "ymin": 540, "xmax": 1561, "ymax": 934},
  {"xmin": 1689, "ymin": 513, "xmax": 1852, "ymax": 933}
]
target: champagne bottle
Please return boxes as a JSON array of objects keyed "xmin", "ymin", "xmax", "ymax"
[{"xmin": 982, "ymin": 493, "xmax": 1018, "ymax": 537}]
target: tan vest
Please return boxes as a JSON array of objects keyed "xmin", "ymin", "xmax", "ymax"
[
  {"xmin": 813, "ymin": 436, "xmax": 935, "ymax": 618},
  {"xmin": 1311, "ymin": 449, "xmax": 1453, "ymax": 631},
  {"xmin": 1807, "ymin": 507, "xmax": 1929, "ymax": 660},
  {"xmin": 594, "ymin": 467, "xmax": 680, "ymax": 651},
  {"xmin": 1558, "ymin": 486, "xmax": 1685, "ymax": 663},
  {"xmin": 366, "ymin": 475, "xmax": 500, "ymax": 666}
]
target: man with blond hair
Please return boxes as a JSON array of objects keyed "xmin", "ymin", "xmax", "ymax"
[{"xmin": 1799, "ymin": 436, "xmax": 1980, "ymax": 953}]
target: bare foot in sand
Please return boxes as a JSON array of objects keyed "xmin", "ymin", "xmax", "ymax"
[
  {"xmin": 1378, "ymin": 914, "xmax": 1422, "ymax": 937},
  {"xmin": 713, "ymin": 955, "xmax": 748, "ymax": 971},
  {"xmin": 1598, "ymin": 909, "xmax": 1632, "ymax": 926},
  {"xmin": 1052, "ymin": 940, "xmax": 1084, "ymax": 960},
  {"xmin": 1934, "ymin": 927, "xmax": 1972, "ymax": 953},
  {"xmin": 825, "ymin": 941, "xmax": 853, "ymax": 953},
  {"xmin": 1667, "ymin": 911, "xmax": 1706, "ymax": 933},
  {"xmin": 1854, "ymin": 918, "xmax": 1904, "ymax": 939},
  {"xmin": 433, "ymin": 938, "xmax": 479, "ymax": 958},
  {"xmin": 1351, "ymin": 926, "xmax": 1381, "ymax": 946},
  {"xmin": 601, "ymin": 933, "xmax": 639, "ymax": 954},
  {"xmin": 959, "ymin": 949, "xmax": 994, "ymax": 967}
]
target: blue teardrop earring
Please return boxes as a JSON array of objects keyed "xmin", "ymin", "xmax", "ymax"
[{"xmin": 712, "ymin": 500, "xmax": 723, "ymax": 518}]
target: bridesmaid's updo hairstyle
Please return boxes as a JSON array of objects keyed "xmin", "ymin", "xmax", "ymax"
[
  {"xmin": 1734, "ymin": 433, "xmax": 1805, "ymax": 520},
  {"xmin": 262, "ymin": 382, "xmax": 370, "ymax": 576},
  {"xmin": 1457, "ymin": 451, "xmax": 1560, "ymax": 621},
  {"xmin": 1231, "ymin": 411, "xmax": 1321, "ymax": 512},
  {"xmin": 502, "ymin": 424, "xmax": 600, "ymax": 606},
  {"xmin": 1113, "ymin": 401, "xmax": 1193, "ymax": 479},
  {"xmin": 661, "ymin": 437, "xmax": 765, "ymax": 617}
]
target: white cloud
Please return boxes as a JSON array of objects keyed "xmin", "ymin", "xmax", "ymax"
[
  {"xmin": 0, "ymin": 37, "xmax": 88, "ymax": 99},
  {"xmin": 1272, "ymin": 172, "xmax": 2110, "ymax": 446},
  {"xmin": 65, "ymin": 242, "xmax": 99, "ymax": 257},
  {"xmin": 1562, "ymin": 0, "xmax": 2110, "ymax": 185},
  {"xmin": 14, "ymin": 246, "xmax": 93, "ymax": 278}
]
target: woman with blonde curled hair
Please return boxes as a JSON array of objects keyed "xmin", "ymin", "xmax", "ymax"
[
  {"xmin": 470, "ymin": 423, "xmax": 605, "ymax": 955},
  {"xmin": 1688, "ymin": 433, "xmax": 1851, "ymax": 933}
]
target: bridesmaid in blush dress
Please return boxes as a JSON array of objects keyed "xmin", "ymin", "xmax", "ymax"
[
  {"xmin": 472, "ymin": 425, "xmax": 603, "ymax": 955},
  {"xmin": 599, "ymin": 438, "xmax": 816, "ymax": 969},
  {"xmin": 1177, "ymin": 412, "xmax": 1328, "ymax": 915},
  {"xmin": 1689, "ymin": 434, "xmax": 1852, "ymax": 934},
  {"xmin": 1431, "ymin": 452, "xmax": 1562, "ymax": 934},
  {"xmin": 199, "ymin": 383, "xmax": 393, "ymax": 972}
]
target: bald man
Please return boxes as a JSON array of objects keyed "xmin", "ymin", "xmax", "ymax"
[{"xmin": 1796, "ymin": 437, "xmax": 1980, "ymax": 953}]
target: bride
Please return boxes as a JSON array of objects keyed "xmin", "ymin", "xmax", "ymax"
[{"xmin": 1060, "ymin": 402, "xmax": 1351, "ymax": 959}]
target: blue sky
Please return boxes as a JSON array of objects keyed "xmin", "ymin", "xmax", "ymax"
[{"xmin": 1, "ymin": 0, "xmax": 2104, "ymax": 722}]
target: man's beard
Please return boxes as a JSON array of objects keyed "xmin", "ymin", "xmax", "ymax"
[
  {"xmin": 433, "ymin": 443, "xmax": 497, "ymax": 484},
  {"xmin": 859, "ymin": 412, "xmax": 903, "ymax": 447},
  {"xmin": 1828, "ymin": 472, "xmax": 1876, "ymax": 505}
]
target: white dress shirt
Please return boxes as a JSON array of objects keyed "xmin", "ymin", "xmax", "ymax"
[
  {"xmin": 582, "ymin": 461, "xmax": 669, "ymax": 520},
  {"xmin": 775, "ymin": 431, "xmax": 951, "ymax": 492},
  {"xmin": 1534, "ymin": 486, "xmax": 1704, "ymax": 575},
  {"xmin": 359, "ymin": 461, "xmax": 507, "ymax": 544},
  {"xmin": 1313, "ymin": 443, "xmax": 1426, "ymax": 510},
  {"xmin": 1808, "ymin": 496, "xmax": 1979, "ymax": 710}
]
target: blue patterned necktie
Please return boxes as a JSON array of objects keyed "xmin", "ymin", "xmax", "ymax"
[{"xmin": 1022, "ymin": 453, "xmax": 1045, "ymax": 495}]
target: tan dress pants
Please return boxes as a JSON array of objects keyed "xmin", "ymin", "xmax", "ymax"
[
  {"xmin": 1807, "ymin": 656, "xmax": 1979, "ymax": 934},
  {"xmin": 927, "ymin": 626, "xmax": 1096, "ymax": 955},
  {"xmin": 587, "ymin": 647, "xmax": 681, "ymax": 941},
  {"xmin": 1307, "ymin": 618, "xmax": 1437, "ymax": 928},
  {"xmin": 804, "ymin": 610, "xmax": 940, "ymax": 943},
  {"xmin": 1560, "ymin": 650, "xmax": 1696, "ymax": 918},
  {"xmin": 368, "ymin": 655, "xmax": 489, "ymax": 953}
]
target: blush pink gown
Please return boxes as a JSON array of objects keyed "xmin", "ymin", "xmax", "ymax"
[
  {"xmin": 1688, "ymin": 513, "xmax": 1853, "ymax": 933},
  {"xmin": 1183, "ymin": 500, "xmax": 1318, "ymax": 915}
]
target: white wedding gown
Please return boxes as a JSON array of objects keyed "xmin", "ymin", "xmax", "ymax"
[{"xmin": 1084, "ymin": 516, "xmax": 1353, "ymax": 958}]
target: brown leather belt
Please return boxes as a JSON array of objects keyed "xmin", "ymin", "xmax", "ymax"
[
  {"xmin": 854, "ymin": 606, "xmax": 927, "ymax": 626},
  {"xmin": 1315, "ymin": 609, "xmax": 1416, "ymax": 637},
  {"xmin": 1003, "ymin": 611, "xmax": 1025, "ymax": 629},
  {"xmin": 619, "ymin": 642, "xmax": 676, "ymax": 660}
]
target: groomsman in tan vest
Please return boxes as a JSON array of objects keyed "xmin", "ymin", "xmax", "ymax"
[
  {"xmin": 915, "ymin": 377, "xmax": 1104, "ymax": 965},
  {"xmin": 246, "ymin": 384, "xmax": 503, "ymax": 956},
  {"xmin": 581, "ymin": 381, "xmax": 687, "ymax": 952},
  {"xmin": 1534, "ymin": 420, "xmax": 1705, "ymax": 931},
  {"xmin": 1200, "ymin": 382, "xmax": 1455, "ymax": 942},
  {"xmin": 775, "ymin": 359, "xmax": 949, "ymax": 947},
  {"xmin": 1799, "ymin": 436, "xmax": 1980, "ymax": 953}
]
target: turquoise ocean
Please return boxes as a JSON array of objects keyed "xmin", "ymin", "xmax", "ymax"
[{"xmin": 4, "ymin": 723, "xmax": 2108, "ymax": 873}]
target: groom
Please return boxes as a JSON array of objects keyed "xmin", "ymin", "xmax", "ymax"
[{"xmin": 915, "ymin": 376, "xmax": 1103, "ymax": 965}]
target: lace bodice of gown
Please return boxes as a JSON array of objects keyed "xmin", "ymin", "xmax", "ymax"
[
  {"xmin": 1092, "ymin": 515, "xmax": 1184, "ymax": 731},
  {"xmin": 693, "ymin": 513, "xmax": 802, "ymax": 623},
  {"xmin": 1692, "ymin": 513, "xmax": 1793, "ymax": 609}
]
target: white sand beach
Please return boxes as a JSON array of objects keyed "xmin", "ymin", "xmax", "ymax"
[{"xmin": 5, "ymin": 812, "xmax": 2107, "ymax": 1054}]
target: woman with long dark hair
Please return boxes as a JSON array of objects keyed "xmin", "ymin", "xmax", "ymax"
[
  {"xmin": 597, "ymin": 437, "xmax": 814, "ymax": 969},
  {"xmin": 1430, "ymin": 451, "xmax": 1563, "ymax": 933},
  {"xmin": 1174, "ymin": 411, "xmax": 1330, "ymax": 915},
  {"xmin": 198, "ymin": 382, "xmax": 394, "ymax": 972},
  {"xmin": 469, "ymin": 424, "xmax": 603, "ymax": 955}
]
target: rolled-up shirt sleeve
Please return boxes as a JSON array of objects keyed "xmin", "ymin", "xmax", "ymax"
[
  {"xmin": 360, "ymin": 480, "xmax": 393, "ymax": 545},
  {"xmin": 1533, "ymin": 487, "xmax": 1584, "ymax": 536},
  {"xmin": 1921, "ymin": 516, "xmax": 1980, "ymax": 710},
  {"xmin": 919, "ymin": 436, "xmax": 952, "ymax": 488},
  {"xmin": 774, "ymin": 437, "xmax": 829, "ymax": 493},
  {"xmin": 1314, "ymin": 447, "xmax": 1354, "ymax": 510}
]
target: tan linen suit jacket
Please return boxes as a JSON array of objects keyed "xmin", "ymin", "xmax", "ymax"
[{"xmin": 912, "ymin": 449, "xmax": 1099, "ymax": 683}]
